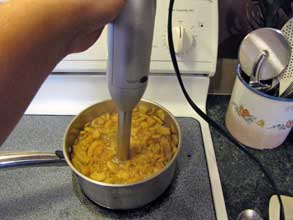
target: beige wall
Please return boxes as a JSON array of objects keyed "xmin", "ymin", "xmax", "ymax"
[{"xmin": 209, "ymin": 59, "xmax": 238, "ymax": 95}]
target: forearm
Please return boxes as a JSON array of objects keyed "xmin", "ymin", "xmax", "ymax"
[{"xmin": 0, "ymin": 0, "xmax": 80, "ymax": 144}]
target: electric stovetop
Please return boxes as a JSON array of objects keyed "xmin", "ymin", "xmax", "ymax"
[{"xmin": 0, "ymin": 116, "xmax": 215, "ymax": 220}]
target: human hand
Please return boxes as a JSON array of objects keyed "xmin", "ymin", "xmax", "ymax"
[
  {"xmin": 61, "ymin": 0, "xmax": 126, "ymax": 54},
  {"xmin": 0, "ymin": 0, "xmax": 125, "ymax": 144},
  {"xmin": 4, "ymin": 0, "xmax": 126, "ymax": 55}
]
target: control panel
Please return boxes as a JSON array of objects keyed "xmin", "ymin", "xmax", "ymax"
[{"xmin": 54, "ymin": 0, "xmax": 218, "ymax": 75}]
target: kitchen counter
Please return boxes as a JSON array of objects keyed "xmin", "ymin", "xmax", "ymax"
[
  {"xmin": 1, "ymin": 95, "xmax": 292, "ymax": 220},
  {"xmin": 207, "ymin": 95, "xmax": 293, "ymax": 220}
]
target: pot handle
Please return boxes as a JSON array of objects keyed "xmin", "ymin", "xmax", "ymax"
[{"xmin": 0, "ymin": 150, "xmax": 67, "ymax": 169}]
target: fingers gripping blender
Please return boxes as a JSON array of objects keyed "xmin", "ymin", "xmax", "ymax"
[{"xmin": 107, "ymin": 0, "xmax": 157, "ymax": 161}]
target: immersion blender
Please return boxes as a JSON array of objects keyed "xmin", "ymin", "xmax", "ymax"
[{"xmin": 107, "ymin": 0, "xmax": 157, "ymax": 161}]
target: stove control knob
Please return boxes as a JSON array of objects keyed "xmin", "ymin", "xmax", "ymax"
[{"xmin": 167, "ymin": 25, "xmax": 194, "ymax": 54}]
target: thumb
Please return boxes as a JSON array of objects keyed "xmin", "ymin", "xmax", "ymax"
[
  {"xmin": 86, "ymin": 0, "xmax": 126, "ymax": 28},
  {"xmin": 67, "ymin": 27, "xmax": 104, "ymax": 54}
]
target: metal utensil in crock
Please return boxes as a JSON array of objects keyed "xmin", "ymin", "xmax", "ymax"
[
  {"xmin": 0, "ymin": 100, "xmax": 182, "ymax": 210},
  {"xmin": 279, "ymin": 18, "xmax": 293, "ymax": 96},
  {"xmin": 239, "ymin": 28, "xmax": 291, "ymax": 90}
]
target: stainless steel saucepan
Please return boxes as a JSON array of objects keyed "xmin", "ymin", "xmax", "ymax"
[{"xmin": 0, "ymin": 100, "xmax": 182, "ymax": 210}]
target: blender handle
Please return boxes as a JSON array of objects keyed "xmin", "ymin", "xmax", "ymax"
[{"xmin": 0, "ymin": 150, "xmax": 67, "ymax": 168}]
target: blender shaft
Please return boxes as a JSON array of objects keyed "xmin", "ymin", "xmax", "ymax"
[{"xmin": 117, "ymin": 111, "xmax": 132, "ymax": 161}]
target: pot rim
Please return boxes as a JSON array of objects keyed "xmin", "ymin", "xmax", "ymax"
[{"xmin": 63, "ymin": 99, "xmax": 182, "ymax": 188}]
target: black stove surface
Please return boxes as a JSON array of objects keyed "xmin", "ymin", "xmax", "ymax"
[{"xmin": 0, "ymin": 116, "xmax": 216, "ymax": 220}]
